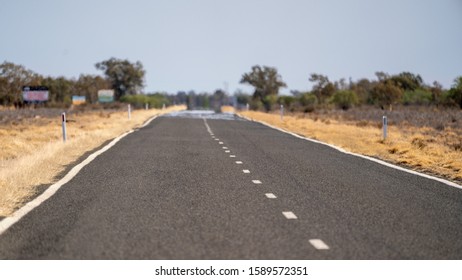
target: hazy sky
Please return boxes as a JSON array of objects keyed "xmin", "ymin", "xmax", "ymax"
[{"xmin": 1, "ymin": 0, "xmax": 461, "ymax": 94}]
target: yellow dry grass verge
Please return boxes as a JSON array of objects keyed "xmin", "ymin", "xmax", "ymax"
[
  {"xmin": 0, "ymin": 105, "xmax": 185, "ymax": 217},
  {"xmin": 238, "ymin": 110, "xmax": 462, "ymax": 184}
]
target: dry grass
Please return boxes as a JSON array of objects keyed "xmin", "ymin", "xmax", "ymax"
[
  {"xmin": 238, "ymin": 109, "xmax": 462, "ymax": 184},
  {"xmin": 0, "ymin": 105, "xmax": 185, "ymax": 217}
]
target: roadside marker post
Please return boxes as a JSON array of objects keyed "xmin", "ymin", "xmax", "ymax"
[
  {"xmin": 162, "ymin": 103, "xmax": 166, "ymax": 110},
  {"xmin": 246, "ymin": 103, "xmax": 249, "ymax": 111},
  {"xmin": 280, "ymin": 104, "xmax": 284, "ymax": 121},
  {"xmin": 383, "ymin": 116, "xmax": 388, "ymax": 140},
  {"xmin": 128, "ymin": 104, "xmax": 131, "ymax": 120},
  {"xmin": 61, "ymin": 112, "xmax": 67, "ymax": 142},
  {"xmin": 145, "ymin": 103, "xmax": 148, "ymax": 110}
]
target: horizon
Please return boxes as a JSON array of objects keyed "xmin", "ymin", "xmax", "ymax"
[{"xmin": 1, "ymin": 0, "xmax": 461, "ymax": 94}]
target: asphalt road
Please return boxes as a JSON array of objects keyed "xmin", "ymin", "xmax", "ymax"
[{"xmin": 0, "ymin": 111, "xmax": 461, "ymax": 259}]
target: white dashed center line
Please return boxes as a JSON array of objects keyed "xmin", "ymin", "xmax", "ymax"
[
  {"xmin": 215, "ymin": 139, "xmax": 220, "ymax": 141},
  {"xmin": 219, "ymin": 142, "xmax": 224, "ymax": 144},
  {"xmin": 230, "ymin": 155, "xmax": 236, "ymax": 158},
  {"xmin": 265, "ymin": 193, "xmax": 277, "ymax": 199},
  {"xmin": 252, "ymin": 180, "xmax": 262, "ymax": 184},
  {"xmin": 225, "ymin": 150, "xmax": 230, "ymax": 153},
  {"xmin": 243, "ymin": 169, "xmax": 250, "ymax": 173},
  {"xmin": 235, "ymin": 161, "xmax": 243, "ymax": 164},
  {"xmin": 222, "ymin": 147, "xmax": 227, "ymax": 149},
  {"xmin": 282, "ymin": 211, "xmax": 297, "ymax": 219},
  {"xmin": 309, "ymin": 239, "xmax": 330, "ymax": 250}
]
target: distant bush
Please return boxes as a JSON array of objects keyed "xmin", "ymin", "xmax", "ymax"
[
  {"xmin": 262, "ymin": 94, "xmax": 278, "ymax": 111},
  {"xmin": 278, "ymin": 96, "xmax": 297, "ymax": 111},
  {"xmin": 329, "ymin": 90, "xmax": 358, "ymax": 110},
  {"xmin": 120, "ymin": 94, "xmax": 170, "ymax": 109},
  {"xmin": 299, "ymin": 93, "xmax": 318, "ymax": 112},
  {"xmin": 402, "ymin": 89, "xmax": 433, "ymax": 106}
]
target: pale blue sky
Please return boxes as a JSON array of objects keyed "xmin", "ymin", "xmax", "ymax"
[{"xmin": 1, "ymin": 0, "xmax": 461, "ymax": 94}]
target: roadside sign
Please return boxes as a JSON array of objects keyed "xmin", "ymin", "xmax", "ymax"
[
  {"xmin": 72, "ymin": 96, "xmax": 86, "ymax": 105},
  {"xmin": 22, "ymin": 86, "xmax": 49, "ymax": 102},
  {"xmin": 98, "ymin": 89, "xmax": 114, "ymax": 103}
]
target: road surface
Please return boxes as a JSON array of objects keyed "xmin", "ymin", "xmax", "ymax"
[{"xmin": 0, "ymin": 111, "xmax": 461, "ymax": 259}]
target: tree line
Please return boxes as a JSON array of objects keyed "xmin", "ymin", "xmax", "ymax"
[
  {"xmin": 239, "ymin": 65, "xmax": 462, "ymax": 112},
  {"xmin": 0, "ymin": 58, "xmax": 164, "ymax": 108},
  {"xmin": 1, "ymin": 60, "xmax": 461, "ymax": 111}
]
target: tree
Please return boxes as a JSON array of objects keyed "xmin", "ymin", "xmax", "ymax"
[
  {"xmin": 370, "ymin": 79, "xmax": 403, "ymax": 110},
  {"xmin": 390, "ymin": 72, "xmax": 423, "ymax": 91},
  {"xmin": 299, "ymin": 92, "xmax": 318, "ymax": 112},
  {"xmin": 309, "ymin": 73, "xmax": 336, "ymax": 104},
  {"xmin": 447, "ymin": 76, "xmax": 462, "ymax": 108},
  {"xmin": 0, "ymin": 61, "xmax": 42, "ymax": 105},
  {"xmin": 350, "ymin": 78, "xmax": 374, "ymax": 104},
  {"xmin": 75, "ymin": 75, "xmax": 110, "ymax": 104},
  {"xmin": 95, "ymin": 58, "xmax": 145, "ymax": 100},
  {"xmin": 430, "ymin": 81, "xmax": 443, "ymax": 104},
  {"xmin": 240, "ymin": 65, "xmax": 287, "ymax": 112},
  {"xmin": 211, "ymin": 89, "xmax": 226, "ymax": 112},
  {"xmin": 44, "ymin": 76, "xmax": 76, "ymax": 105}
]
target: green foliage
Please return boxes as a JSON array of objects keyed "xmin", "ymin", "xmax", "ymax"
[
  {"xmin": 446, "ymin": 77, "xmax": 462, "ymax": 108},
  {"xmin": 350, "ymin": 78, "xmax": 373, "ymax": 104},
  {"xmin": 240, "ymin": 65, "xmax": 287, "ymax": 112},
  {"xmin": 370, "ymin": 80, "xmax": 403, "ymax": 109},
  {"xmin": 402, "ymin": 89, "xmax": 433, "ymax": 106},
  {"xmin": 390, "ymin": 72, "xmax": 423, "ymax": 91},
  {"xmin": 262, "ymin": 94, "xmax": 279, "ymax": 111},
  {"xmin": 299, "ymin": 92, "xmax": 318, "ymax": 112},
  {"xmin": 95, "ymin": 58, "xmax": 145, "ymax": 100},
  {"xmin": 235, "ymin": 92, "xmax": 251, "ymax": 107},
  {"xmin": 309, "ymin": 73, "xmax": 336, "ymax": 104},
  {"xmin": 0, "ymin": 61, "xmax": 42, "ymax": 105},
  {"xmin": 120, "ymin": 94, "xmax": 170, "ymax": 109},
  {"xmin": 329, "ymin": 90, "xmax": 359, "ymax": 110},
  {"xmin": 75, "ymin": 74, "xmax": 110, "ymax": 104},
  {"xmin": 278, "ymin": 95, "xmax": 296, "ymax": 110}
]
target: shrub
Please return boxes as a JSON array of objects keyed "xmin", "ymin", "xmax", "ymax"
[
  {"xmin": 120, "ymin": 94, "xmax": 170, "ymax": 109},
  {"xmin": 402, "ymin": 89, "xmax": 432, "ymax": 105},
  {"xmin": 329, "ymin": 90, "xmax": 358, "ymax": 110},
  {"xmin": 299, "ymin": 93, "xmax": 318, "ymax": 112}
]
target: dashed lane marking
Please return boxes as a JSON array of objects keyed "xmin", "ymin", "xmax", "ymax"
[
  {"xmin": 230, "ymin": 155, "xmax": 236, "ymax": 158},
  {"xmin": 215, "ymin": 139, "xmax": 220, "ymax": 141},
  {"xmin": 265, "ymin": 193, "xmax": 277, "ymax": 199},
  {"xmin": 222, "ymin": 147, "xmax": 227, "ymax": 149},
  {"xmin": 219, "ymin": 142, "xmax": 224, "ymax": 144},
  {"xmin": 243, "ymin": 169, "xmax": 250, "ymax": 173},
  {"xmin": 282, "ymin": 211, "xmax": 297, "ymax": 219},
  {"xmin": 309, "ymin": 239, "xmax": 330, "ymax": 250},
  {"xmin": 252, "ymin": 180, "xmax": 262, "ymax": 184},
  {"xmin": 225, "ymin": 150, "xmax": 230, "ymax": 153},
  {"xmin": 235, "ymin": 161, "xmax": 243, "ymax": 164}
]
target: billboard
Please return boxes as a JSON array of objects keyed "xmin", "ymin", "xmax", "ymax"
[
  {"xmin": 22, "ymin": 86, "xmax": 49, "ymax": 102},
  {"xmin": 72, "ymin": 95, "xmax": 86, "ymax": 105},
  {"xmin": 98, "ymin": 89, "xmax": 114, "ymax": 103}
]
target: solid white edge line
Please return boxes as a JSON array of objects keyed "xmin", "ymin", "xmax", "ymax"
[
  {"xmin": 237, "ymin": 114, "xmax": 462, "ymax": 190},
  {"xmin": 0, "ymin": 129, "xmax": 135, "ymax": 236},
  {"xmin": 309, "ymin": 239, "xmax": 330, "ymax": 250},
  {"xmin": 0, "ymin": 114, "xmax": 166, "ymax": 236}
]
